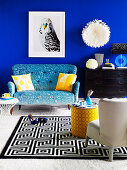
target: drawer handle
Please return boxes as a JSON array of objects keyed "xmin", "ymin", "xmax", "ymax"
[
  {"xmin": 119, "ymin": 82, "xmax": 124, "ymax": 85},
  {"xmin": 118, "ymin": 73, "xmax": 125, "ymax": 76},
  {"xmin": 119, "ymin": 90, "xmax": 124, "ymax": 92}
]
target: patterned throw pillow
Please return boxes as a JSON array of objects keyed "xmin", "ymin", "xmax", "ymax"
[
  {"xmin": 12, "ymin": 74, "xmax": 35, "ymax": 92},
  {"xmin": 55, "ymin": 73, "xmax": 77, "ymax": 92}
]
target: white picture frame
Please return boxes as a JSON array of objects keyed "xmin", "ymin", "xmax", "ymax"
[{"xmin": 29, "ymin": 11, "xmax": 65, "ymax": 58}]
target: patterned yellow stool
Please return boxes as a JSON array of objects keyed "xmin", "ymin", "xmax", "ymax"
[{"xmin": 71, "ymin": 102, "xmax": 98, "ymax": 138}]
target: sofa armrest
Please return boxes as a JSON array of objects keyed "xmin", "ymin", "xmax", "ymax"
[
  {"xmin": 73, "ymin": 81, "xmax": 80, "ymax": 102},
  {"xmin": 8, "ymin": 81, "xmax": 15, "ymax": 97}
]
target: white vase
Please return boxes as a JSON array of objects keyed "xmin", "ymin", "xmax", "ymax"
[{"xmin": 95, "ymin": 53, "xmax": 104, "ymax": 68}]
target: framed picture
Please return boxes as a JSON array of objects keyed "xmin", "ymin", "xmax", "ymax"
[{"xmin": 29, "ymin": 11, "xmax": 65, "ymax": 58}]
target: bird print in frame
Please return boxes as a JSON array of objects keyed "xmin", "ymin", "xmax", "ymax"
[
  {"xmin": 39, "ymin": 18, "xmax": 60, "ymax": 52},
  {"xmin": 29, "ymin": 11, "xmax": 65, "ymax": 58}
]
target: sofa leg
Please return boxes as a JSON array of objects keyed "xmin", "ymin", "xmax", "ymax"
[
  {"xmin": 19, "ymin": 105, "xmax": 21, "ymax": 110},
  {"xmin": 68, "ymin": 105, "xmax": 71, "ymax": 110},
  {"xmin": 10, "ymin": 107, "xmax": 13, "ymax": 115}
]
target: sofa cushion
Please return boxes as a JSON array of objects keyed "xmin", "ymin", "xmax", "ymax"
[
  {"xmin": 12, "ymin": 64, "xmax": 77, "ymax": 91},
  {"xmin": 12, "ymin": 74, "xmax": 35, "ymax": 91},
  {"xmin": 55, "ymin": 73, "xmax": 77, "ymax": 92},
  {"xmin": 14, "ymin": 90, "xmax": 74, "ymax": 105}
]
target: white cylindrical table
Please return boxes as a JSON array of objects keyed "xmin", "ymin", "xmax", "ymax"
[{"xmin": 0, "ymin": 98, "xmax": 19, "ymax": 115}]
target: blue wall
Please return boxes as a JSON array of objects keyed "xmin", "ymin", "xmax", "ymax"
[{"xmin": 1, "ymin": 0, "xmax": 127, "ymax": 97}]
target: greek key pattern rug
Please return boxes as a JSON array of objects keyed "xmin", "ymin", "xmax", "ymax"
[{"xmin": 1, "ymin": 116, "xmax": 127, "ymax": 159}]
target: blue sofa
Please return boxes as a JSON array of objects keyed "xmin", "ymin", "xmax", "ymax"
[{"xmin": 8, "ymin": 64, "xmax": 80, "ymax": 106}]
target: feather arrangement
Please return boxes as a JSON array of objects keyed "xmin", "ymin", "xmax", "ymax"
[{"xmin": 82, "ymin": 19, "xmax": 110, "ymax": 48}]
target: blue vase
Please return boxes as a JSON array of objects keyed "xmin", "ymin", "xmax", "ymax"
[{"xmin": 86, "ymin": 96, "xmax": 92, "ymax": 105}]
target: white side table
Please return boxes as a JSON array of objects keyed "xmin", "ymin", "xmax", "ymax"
[{"xmin": 0, "ymin": 98, "xmax": 19, "ymax": 115}]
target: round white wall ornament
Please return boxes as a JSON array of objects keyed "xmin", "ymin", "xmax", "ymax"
[{"xmin": 82, "ymin": 19, "xmax": 110, "ymax": 48}]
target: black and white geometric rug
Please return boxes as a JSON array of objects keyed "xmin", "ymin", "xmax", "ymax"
[{"xmin": 1, "ymin": 116, "xmax": 127, "ymax": 159}]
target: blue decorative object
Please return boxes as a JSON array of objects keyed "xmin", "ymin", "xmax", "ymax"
[
  {"xmin": 0, "ymin": 97, "xmax": 14, "ymax": 100},
  {"xmin": 28, "ymin": 114, "xmax": 48, "ymax": 125},
  {"xmin": 8, "ymin": 64, "xmax": 80, "ymax": 105},
  {"xmin": 85, "ymin": 89, "xmax": 93, "ymax": 106},
  {"xmin": 72, "ymin": 101, "xmax": 97, "ymax": 108},
  {"xmin": 115, "ymin": 55, "xmax": 127, "ymax": 67},
  {"xmin": 38, "ymin": 117, "xmax": 48, "ymax": 125},
  {"xmin": 28, "ymin": 114, "xmax": 38, "ymax": 125},
  {"xmin": 86, "ymin": 96, "xmax": 92, "ymax": 105}
]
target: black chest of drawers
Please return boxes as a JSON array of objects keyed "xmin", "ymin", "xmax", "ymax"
[{"xmin": 85, "ymin": 69, "xmax": 127, "ymax": 98}]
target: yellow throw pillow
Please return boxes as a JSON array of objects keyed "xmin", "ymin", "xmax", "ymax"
[
  {"xmin": 12, "ymin": 74, "xmax": 35, "ymax": 92},
  {"xmin": 55, "ymin": 73, "xmax": 77, "ymax": 92}
]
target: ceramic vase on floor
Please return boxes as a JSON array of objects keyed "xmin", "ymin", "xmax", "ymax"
[{"xmin": 95, "ymin": 53, "xmax": 104, "ymax": 68}]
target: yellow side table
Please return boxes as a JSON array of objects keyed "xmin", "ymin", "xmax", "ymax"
[{"xmin": 71, "ymin": 102, "xmax": 98, "ymax": 138}]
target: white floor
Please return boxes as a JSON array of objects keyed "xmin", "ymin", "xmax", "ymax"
[{"xmin": 0, "ymin": 101, "xmax": 127, "ymax": 170}]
